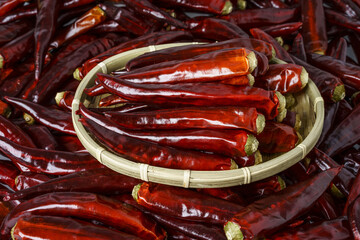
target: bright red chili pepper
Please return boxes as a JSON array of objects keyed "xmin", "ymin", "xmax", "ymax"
[
  {"xmin": 14, "ymin": 172, "xmax": 52, "ymax": 191},
  {"xmin": 0, "ymin": 115, "xmax": 35, "ymax": 148},
  {"xmin": 21, "ymin": 124, "xmax": 58, "ymax": 151}
]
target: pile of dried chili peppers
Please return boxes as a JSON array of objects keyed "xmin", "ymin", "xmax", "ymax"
[{"xmin": 0, "ymin": 0, "xmax": 359, "ymax": 239}]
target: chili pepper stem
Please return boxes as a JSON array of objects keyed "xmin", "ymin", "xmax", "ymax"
[
  {"xmin": 332, "ymin": 84, "xmax": 346, "ymax": 102},
  {"xmin": 247, "ymin": 51, "xmax": 258, "ymax": 74},
  {"xmin": 73, "ymin": 68, "xmax": 81, "ymax": 81},
  {"xmin": 55, "ymin": 91, "xmax": 65, "ymax": 107},
  {"xmin": 277, "ymin": 108, "xmax": 287, "ymax": 122},
  {"xmin": 314, "ymin": 50, "xmax": 325, "ymax": 55},
  {"xmin": 256, "ymin": 114, "xmax": 265, "ymax": 134},
  {"xmin": 254, "ymin": 151, "xmax": 262, "ymax": 165},
  {"xmin": 0, "ymin": 55, "xmax": 3, "ymax": 69},
  {"xmin": 285, "ymin": 94, "xmax": 295, "ymax": 109},
  {"xmin": 296, "ymin": 132, "xmax": 303, "ymax": 146},
  {"xmin": 248, "ymin": 74, "xmax": 255, "ymax": 86},
  {"xmin": 330, "ymin": 184, "xmax": 345, "ymax": 199},
  {"xmin": 277, "ymin": 176, "xmax": 286, "ymax": 190},
  {"xmin": 275, "ymin": 37, "xmax": 284, "ymax": 46},
  {"xmin": 276, "ymin": 91, "xmax": 286, "ymax": 113},
  {"xmin": 300, "ymin": 67, "xmax": 309, "ymax": 89},
  {"xmin": 23, "ymin": 113, "xmax": 35, "ymax": 125},
  {"xmin": 238, "ymin": 0, "xmax": 246, "ymax": 10},
  {"xmin": 269, "ymin": 57, "xmax": 287, "ymax": 65},
  {"xmin": 222, "ymin": 1, "xmax": 233, "ymax": 15},
  {"xmin": 294, "ymin": 114, "xmax": 302, "ymax": 131},
  {"xmin": 224, "ymin": 221, "xmax": 243, "ymax": 240},
  {"xmin": 351, "ymin": 92, "xmax": 360, "ymax": 102},
  {"xmin": 244, "ymin": 134, "xmax": 259, "ymax": 156},
  {"xmin": 132, "ymin": 183, "xmax": 142, "ymax": 202},
  {"xmin": 1, "ymin": 105, "xmax": 11, "ymax": 118},
  {"xmin": 11, "ymin": 223, "xmax": 16, "ymax": 240}
]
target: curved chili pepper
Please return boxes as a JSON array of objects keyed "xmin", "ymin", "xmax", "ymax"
[
  {"xmin": 250, "ymin": 28, "xmax": 295, "ymax": 63},
  {"xmin": 224, "ymin": 167, "xmax": 340, "ymax": 239},
  {"xmin": 348, "ymin": 196, "xmax": 360, "ymax": 239},
  {"xmin": 308, "ymin": 53, "xmax": 360, "ymax": 91},
  {"xmin": 77, "ymin": 31, "xmax": 193, "ymax": 80},
  {"xmin": 290, "ymin": 33, "xmax": 307, "ymax": 62},
  {"xmin": 0, "ymin": 161, "xmax": 19, "ymax": 190},
  {"xmin": 326, "ymin": 37, "xmax": 347, "ymax": 62},
  {"xmin": 319, "ymin": 104, "xmax": 360, "ymax": 157},
  {"xmin": 55, "ymin": 91, "xmax": 74, "ymax": 112},
  {"xmin": 0, "ymin": 71, "xmax": 34, "ymax": 98},
  {"xmin": 13, "ymin": 215, "xmax": 142, "ymax": 240},
  {"xmin": 154, "ymin": 0, "xmax": 233, "ymax": 15},
  {"xmin": 269, "ymin": 217, "xmax": 351, "ymax": 240},
  {"xmin": 55, "ymin": 135, "xmax": 86, "ymax": 153},
  {"xmin": 0, "ymin": 0, "xmax": 29, "ymax": 17},
  {"xmin": 83, "ymin": 83, "xmax": 108, "ymax": 96},
  {"xmin": 4, "ymin": 96, "xmax": 76, "ymax": 135},
  {"xmin": 78, "ymin": 104, "xmax": 236, "ymax": 170},
  {"xmin": 97, "ymin": 73, "xmax": 282, "ymax": 120},
  {"xmin": 98, "ymin": 94, "xmax": 128, "ymax": 107},
  {"xmin": 91, "ymin": 20, "xmax": 127, "ymax": 34},
  {"xmin": 325, "ymin": 8, "xmax": 360, "ymax": 33},
  {"xmin": 126, "ymin": 38, "xmax": 274, "ymax": 72},
  {"xmin": 260, "ymin": 22, "xmax": 302, "ymax": 38},
  {"xmin": 2, "ymin": 192, "xmax": 166, "ymax": 240},
  {"xmin": 0, "ymin": 4, "xmax": 36, "ymax": 24},
  {"xmin": 104, "ymin": 106, "xmax": 263, "ymax": 134},
  {"xmin": 0, "ymin": 135, "xmax": 104, "ymax": 175},
  {"xmin": 325, "ymin": 0, "xmax": 360, "ymax": 18},
  {"xmin": 222, "ymin": 7, "xmax": 299, "ymax": 29},
  {"xmin": 291, "ymin": 55, "xmax": 345, "ymax": 102},
  {"xmin": 6, "ymin": 168, "xmax": 141, "ymax": 201},
  {"xmin": 21, "ymin": 124, "xmax": 58, "ymax": 151},
  {"xmin": 0, "ymin": 20, "xmax": 33, "ymax": 46},
  {"xmin": 15, "ymin": 172, "xmax": 51, "ymax": 191},
  {"xmin": 0, "ymin": 115, "xmax": 35, "ymax": 148},
  {"xmin": 133, "ymin": 182, "xmax": 244, "ymax": 225},
  {"xmin": 316, "ymin": 102, "xmax": 339, "ymax": 147}
]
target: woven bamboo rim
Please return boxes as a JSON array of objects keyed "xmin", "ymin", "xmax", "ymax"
[{"xmin": 72, "ymin": 42, "xmax": 324, "ymax": 188}]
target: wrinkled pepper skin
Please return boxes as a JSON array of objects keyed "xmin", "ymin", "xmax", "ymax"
[
  {"xmin": 1, "ymin": 192, "xmax": 166, "ymax": 240},
  {"xmin": 97, "ymin": 74, "xmax": 280, "ymax": 120},
  {"xmin": 133, "ymin": 182, "xmax": 244, "ymax": 225},
  {"xmin": 12, "ymin": 215, "xmax": 142, "ymax": 240},
  {"xmin": 224, "ymin": 168, "xmax": 340, "ymax": 239}
]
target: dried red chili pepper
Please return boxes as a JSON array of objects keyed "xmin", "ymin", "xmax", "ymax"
[
  {"xmin": 334, "ymin": 99, "xmax": 353, "ymax": 127},
  {"xmin": 104, "ymin": 106, "xmax": 264, "ymax": 134},
  {"xmin": 223, "ymin": 7, "xmax": 299, "ymax": 30},
  {"xmin": 133, "ymin": 182, "xmax": 244, "ymax": 225},
  {"xmin": 260, "ymin": 22, "xmax": 302, "ymax": 38},
  {"xmin": 76, "ymin": 31, "xmax": 192, "ymax": 80},
  {"xmin": 234, "ymin": 150, "xmax": 262, "ymax": 168},
  {"xmin": 325, "ymin": 0, "xmax": 360, "ymax": 18},
  {"xmin": 197, "ymin": 188, "xmax": 246, "ymax": 205},
  {"xmin": 0, "ymin": 3, "xmax": 36, "ymax": 24},
  {"xmin": 319, "ymin": 104, "xmax": 360, "ymax": 157},
  {"xmin": 344, "ymin": 171, "xmax": 360, "ymax": 215},
  {"xmin": 269, "ymin": 217, "xmax": 351, "ymax": 240},
  {"xmin": 13, "ymin": 215, "xmax": 142, "ymax": 240},
  {"xmin": 257, "ymin": 121, "xmax": 299, "ymax": 153},
  {"xmin": 316, "ymin": 102, "xmax": 339, "ymax": 147},
  {"xmin": 0, "ymin": 29, "xmax": 34, "ymax": 69},
  {"xmin": 62, "ymin": 0, "xmax": 95, "ymax": 9},
  {"xmin": 54, "ymin": 135, "xmax": 86, "ymax": 153},
  {"xmin": 0, "ymin": 0, "xmax": 29, "ymax": 17},
  {"xmin": 0, "ymin": 71, "xmax": 34, "ymax": 98},
  {"xmin": 313, "ymin": 192, "xmax": 340, "ymax": 220},
  {"xmin": 224, "ymin": 167, "xmax": 340, "ymax": 239},
  {"xmin": 34, "ymin": 0, "xmax": 61, "ymax": 82},
  {"xmin": 325, "ymin": 8, "xmax": 360, "ymax": 33},
  {"xmin": 126, "ymin": 39, "xmax": 274, "ymax": 72},
  {"xmin": 326, "ymin": 37, "xmax": 347, "ymax": 63},
  {"xmin": 55, "ymin": 91, "xmax": 74, "ymax": 112},
  {"xmin": 308, "ymin": 53, "xmax": 360, "ymax": 91},
  {"xmin": 247, "ymin": 0, "xmax": 289, "ymax": 8},
  {"xmin": 14, "ymin": 172, "xmax": 51, "ymax": 191},
  {"xmin": 254, "ymin": 63, "xmax": 307, "ymax": 94},
  {"xmin": 300, "ymin": 0, "xmax": 328, "ymax": 54},
  {"xmin": 289, "ymin": 33, "xmax": 307, "ymax": 62},
  {"xmin": 291, "ymin": 55, "xmax": 345, "ymax": 102},
  {"xmin": 4, "ymin": 97, "xmax": 76, "ymax": 135},
  {"xmin": 154, "ymin": 0, "xmax": 233, "ymax": 15},
  {"xmin": 90, "ymin": 20, "xmax": 127, "ymax": 34},
  {"xmin": 78, "ymin": 104, "xmax": 237, "ymax": 170},
  {"xmin": 348, "ymin": 196, "xmax": 360, "ymax": 239},
  {"xmin": 0, "ymin": 115, "xmax": 35, "ymax": 148},
  {"xmin": 83, "ymin": 83, "xmax": 108, "ymax": 96},
  {"xmin": 0, "ymin": 20, "xmax": 33, "ymax": 46},
  {"xmin": 0, "ymin": 161, "xmax": 19, "ymax": 190},
  {"xmin": 98, "ymin": 94, "xmax": 128, "ymax": 107},
  {"xmin": 21, "ymin": 124, "xmax": 58, "ymax": 151},
  {"xmin": 6, "ymin": 168, "xmax": 141, "ymax": 201},
  {"xmin": 97, "ymin": 74, "xmax": 283, "ymax": 120},
  {"xmin": 250, "ymin": 28, "xmax": 295, "ymax": 63},
  {"xmin": 2, "ymin": 192, "xmax": 166, "ymax": 240},
  {"xmin": 0, "ymin": 135, "xmax": 104, "ymax": 175}
]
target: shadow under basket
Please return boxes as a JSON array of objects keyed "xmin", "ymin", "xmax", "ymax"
[{"xmin": 72, "ymin": 42, "xmax": 325, "ymax": 188}]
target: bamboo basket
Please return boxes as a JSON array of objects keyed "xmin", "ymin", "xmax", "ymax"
[{"xmin": 72, "ymin": 42, "xmax": 325, "ymax": 188}]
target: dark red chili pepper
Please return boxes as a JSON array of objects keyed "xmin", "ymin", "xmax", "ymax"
[
  {"xmin": 313, "ymin": 192, "xmax": 340, "ymax": 220},
  {"xmin": 269, "ymin": 217, "xmax": 351, "ymax": 240},
  {"xmin": 326, "ymin": 37, "xmax": 347, "ymax": 62},
  {"xmin": 325, "ymin": 8, "xmax": 360, "ymax": 33},
  {"xmin": 316, "ymin": 102, "xmax": 339, "ymax": 147},
  {"xmin": 14, "ymin": 172, "xmax": 51, "ymax": 191},
  {"xmin": 0, "ymin": 0, "xmax": 29, "ymax": 17},
  {"xmin": 62, "ymin": 0, "xmax": 95, "ymax": 9},
  {"xmin": 153, "ymin": 0, "xmax": 233, "ymax": 15},
  {"xmin": 0, "ymin": 135, "xmax": 104, "ymax": 175},
  {"xmin": 13, "ymin": 215, "xmax": 142, "ymax": 240},
  {"xmin": 247, "ymin": 0, "xmax": 289, "ymax": 8},
  {"xmin": 223, "ymin": 7, "xmax": 299, "ymax": 30},
  {"xmin": 186, "ymin": 17, "xmax": 248, "ymax": 41},
  {"xmin": 78, "ymin": 104, "xmax": 237, "ymax": 170},
  {"xmin": 291, "ymin": 55, "xmax": 345, "ymax": 102},
  {"xmin": 224, "ymin": 167, "xmax": 340, "ymax": 239},
  {"xmin": 0, "ymin": 3, "xmax": 36, "ymax": 24},
  {"xmin": 340, "ymin": 149, "xmax": 360, "ymax": 177},
  {"xmin": 300, "ymin": 0, "xmax": 328, "ymax": 54},
  {"xmin": 2, "ymin": 192, "xmax": 166, "ymax": 240},
  {"xmin": 83, "ymin": 83, "xmax": 108, "ymax": 96},
  {"xmin": 254, "ymin": 63, "xmax": 306, "ymax": 94},
  {"xmin": 196, "ymin": 188, "xmax": 246, "ymax": 205},
  {"xmin": 289, "ymin": 33, "xmax": 307, "ymax": 62},
  {"xmin": 97, "ymin": 73, "xmax": 282, "ymax": 120},
  {"xmin": 344, "ymin": 171, "xmax": 360, "ymax": 215},
  {"xmin": 334, "ymin": 99, "xmax": 353, "ymax": 127},
  {"xmin": 0, "ymin": 29, "xmax": 34, "ymax": 69},
  {"xmin": 104, "ymin": 106, "xmax": 263, "ymax": 134},
  {"xmin": 260, "ymin": 22, "xmax": 302, "ymax": 38},
  {"xmin": 133, "ymin": 182, "xmax": 244, "ymax": 225},
  {"xmin": 54, "ymin": 135, "xmax": 86, "ymax": 153},
  {"xmin": 348, "ymin": 196, "xmax": 360, "ymax": 239},
  {"xmin": 257, "ymin": 121, "xmax": 299, "ymax": 153},
  {"xmin": 325, "ymin": 0, "xmax": 360, "ymax": 18},
  {"xmin": 0, "ymin": 161, "xmax": 19, "ymax": 190},
  {"xmin": 77, "ymin": 31, "xmax": 193, "ymax": 80},
  {"xmin": 319, "ymin": 104, "xmax": 360, "ymax": 157},
  {"xmin": 123, "ymin": 0, "xmax": 187, "ymax": 28},
  {"xmin": 126, "ymin": 38, "xmax": 274, "ymax": 72},
  {"xmin": 250, "ymin": 28, "xmax": 295, "ymax": 63},
  {"xmin": 48, "ymin": 6, "xmax": 106, "ymax": 51},
  {"xmin": 349, "ymin": 33, "xmax": 360, "ymax": 64},
  {"xmin": 4, "ymin": 96, "xmax": 76, "ymax": 135},
  {"xmin": 0, "ymin": 114, "xmax": 35, "ymax": 148},
  {"xmin": 308, "ymin": 53, "xmax": 360, "ymax": 91},
  {"xmin": 90, "ymin": 20, "xmax": 127, "ymax": 34},
  {"xmin": 0, "ymin": 71, "xmax": 34, "ymax": 98},
  {"xmin": 21, "ymin": 124, "xmax": 58, "ymax": 151},
  {"xmin": 55, "ymin": 91, "xmax": 74, "ymax": 112},
  {"xmin": 6, "ymin": 168, "xmax": 141, "ymax": 201},
  {"xmin": 0, "ymin": 20, "xmax": 33, "ymax": 46},
  {"xmin": 98, "ymin": 94, "xmax": 128, "ymax": 107},
  {"xmin": 34, "ymin": 0, "xmax": 61, "ymax": 82}
]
